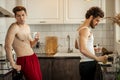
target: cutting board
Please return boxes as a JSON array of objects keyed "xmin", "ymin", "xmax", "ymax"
[{"xmin": 45, "ymin": 36, "xmax": 58, "ymax": 55}]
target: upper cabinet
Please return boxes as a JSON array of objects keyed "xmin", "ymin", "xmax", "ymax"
[
  {"xmin": 114, "ymin": 0, "xmax": 120, "ymax": 55},
  {"xmin": 24, "ymin": 0, "xmax": 63, "ymax": 24},
  {"xmin": 5, "ymin": 0, "xmax": 16, "ymax": 13},
  {"xmin": 115, "ymin": 0, "xmax": 120, "ymax": 14},
  {"xmin": 20, "ymin": 0, "xmax": 105, "ymax": 24},
  {"xmin": 64, "ymin": 0, "xmax": 106, "ymax": 24},
  {"xmin": 5, "ymin": 0, "xmax": 16, "ymax": 29},
  {"xmin": 115, "ymin": 0, "xmax": 120, "ymax": 42}
]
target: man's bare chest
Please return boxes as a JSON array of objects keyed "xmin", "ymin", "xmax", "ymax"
[{"xmin": 16, "ymin": 28, "xmax": 30, "ymax": 41}]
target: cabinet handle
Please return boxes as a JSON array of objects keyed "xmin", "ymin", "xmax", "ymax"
[{"xmin": 40, "ymin": 21, "xmax": 46, "ymax": 23}]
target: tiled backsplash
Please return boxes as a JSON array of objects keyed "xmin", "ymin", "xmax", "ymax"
[{"xmin": 30, "ymin": 23, "xmax": 115, "ymax": 51}]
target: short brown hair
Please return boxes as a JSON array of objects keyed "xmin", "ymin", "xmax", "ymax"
[
  {"xmin": 12, "ymin": 6, "xmax": 27, "ymax": 15},
  {"xmin": 85, "ymin": 6, "xmax": 104, "ymax": 19}
]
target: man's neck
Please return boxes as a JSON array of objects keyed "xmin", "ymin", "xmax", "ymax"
[
  {"xmin": 83, "ymin": 19, "xmax": 91, "ymax": 27},
  {"xmin": 16, "ymin": 22, "xmax": 25, "ymax": 25}
]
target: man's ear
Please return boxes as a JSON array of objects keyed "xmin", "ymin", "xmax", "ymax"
[
  {"xmin": 89, "ymin": 15, "xmax": 93, "ymax": 20},
  {"xmin": 87, "ymin": 15, "xmax": 93, "ymax": 22}
]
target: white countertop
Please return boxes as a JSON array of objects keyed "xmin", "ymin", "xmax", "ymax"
[
  {"xmin": 53, "ymin": 48, "xmax": 81, "ymax": 57},
  {"xmin": 36, "ymin": 48, "xmax": 81, "ymax": 57},
  {"xmin": 54, "ymin": 52, "xmax": 81, "ymax": 57}
]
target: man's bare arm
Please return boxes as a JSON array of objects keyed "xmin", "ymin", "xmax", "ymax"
[
  {"xmin": 30, "ymin": 39, "xmax": 39, "ymax": 48},
  {"xmin": 29, "ymin": 32, "xmax": 39, "ymax": 48},
  {"xmin": 79, "ymin": 28, "xmax": 107, "ymax": 62},
  {"xmin": 75, "ymin": 40, "xmax": 79, "ymax": 49},
  {"xmin": 4, "ymin": 24, "xmax": 18, "ymax": 67}
]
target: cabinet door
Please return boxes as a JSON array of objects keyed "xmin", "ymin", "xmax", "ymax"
[
  {"xmin": 52, "ymin": 59, "xmax": 80, "ymax": 80},
  {"xmin": 64, "ymin": 0, "xmax": 105, "ymax": 24},
  {"xmin": 24, "ymin": 0, "xmax": 63, "ymax": 24},
  {"xmin": 115, "ymin": 0, "xmax": 120, "ymax": 55},
  {"xmin": 39, "ymin": 59, "xmax": 52, "ymax": 80},
  {"xmin": 115, "ymin": 0, "xmax": 120, "ymax": 42},
  {"xmin": 3, "ymin": 71, "xmax": 12, "ymax": 80},
  {"xmin": 5, "ymin": 0, "xmax": 16, "ymax": 29}
]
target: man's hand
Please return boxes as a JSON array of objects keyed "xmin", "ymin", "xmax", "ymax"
[
  {"xmin": 12, "ymin": 64, "xmax": 21, "ymax": 72},
  {"xmin": 96, "ymin": 55, "xmax": 108, "ymax": 63},
  {"xmin": 34, "ymin": 32, "xmax": 40, "ymax": 41}
]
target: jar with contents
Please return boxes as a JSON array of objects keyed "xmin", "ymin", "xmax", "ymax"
[
  {"xmin": 39, "ymin": 43, "xmax": 45, "ymax": 54},
  {"xmin": 97, "ymin": 44, "xmax": 102, "ymax": 53},
  {"xmin": 94, "ymin": 44, "xmax": 98, "ymax": 53},
  {"xmin": 94, "ymin": 44, "xmax": 103, "ymax": 56},
  {"xmin": 0, "ymin": 44, "xmax": 2, "ymax": 54}
]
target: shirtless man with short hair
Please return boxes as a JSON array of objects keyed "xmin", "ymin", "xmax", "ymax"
[{"xmin": 4, "ymin": 6, "xmax": 42, "ymax": 80}]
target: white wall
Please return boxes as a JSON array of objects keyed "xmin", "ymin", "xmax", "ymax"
[{"xmin": 0, "ymin": 0, "xmax": 7, "ymax": 44}]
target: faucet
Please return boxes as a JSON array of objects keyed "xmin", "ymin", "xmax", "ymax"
[{"xmin": 67, "ymin": 35, "xmax": 73, "ymax": 53}]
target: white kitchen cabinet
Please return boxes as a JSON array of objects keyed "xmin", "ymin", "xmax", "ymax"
[
  {"xmin": 114, "ymin": 0, "xmax": 120, "ymax": 55},
  {"xmin": 5, "ymin": 0, "xmax": 16, "ymax": 13},
  {"xmin": 64, "ymin": 0, "xmax": 106, "ymax": 24},
  {"xmin": 5, "ymin": 0, "xmax": 16, "ymax": 27},
  {"xmin": 115, "ymin": 0, "xmax": 120, "ymax": 42},
  {"xmin": 21, "ymin": 0, "xmax": 105, "ymax": 24},
  {"xmin": 0, "ymin": 0, "xmax": 6, "ymax": 44},
  {"xmin": 24, "ymin": 0, "xmax": 63, "ymax": 24}
]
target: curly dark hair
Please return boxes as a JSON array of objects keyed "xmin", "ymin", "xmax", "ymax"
[
  {"xmin": 12, "ymin": 6, "xmax": 27, "ymax": 15},
  {"xmin": 85, "ymin": 6, "xmax": 104, "ymax": 19}
]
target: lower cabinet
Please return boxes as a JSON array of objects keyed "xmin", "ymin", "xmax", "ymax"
[
  {"xmin": 39, "ymin": 59, "xmax": 52, "ymax": 80},
  {"xmin": 39, "ymin": 57, "xmax": 80, "ymax": 80},
  {"xmin": 0, "ymin": 70, "xmax": 12, "ymax": 80},
  {"xmin": 52, "ymin": 59, "xmax": 80, "ymax": 80}
]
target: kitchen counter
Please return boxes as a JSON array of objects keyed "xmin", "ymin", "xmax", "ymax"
[
  {"xmin": 36, "ymin": 52, "xmax": 81, "ymax": 59},
  {"xmin": 0, "ymin": 69, "xmax": 12, "ymax": 76},
  {"xmin": 0, "ymin": 58, "xmax": 13, "ymax": 80},
  {"xmin": 37, "ymin": 52, "xmax": 81, "ymax": 80},
  {"xmin": 0, "ymin": 69, "xmax": 13, "ymax": 80}
]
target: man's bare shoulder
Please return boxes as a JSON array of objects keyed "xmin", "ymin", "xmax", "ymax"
[
  {"xmin": 82, "ymin": 27, "xmax": 90, "ymax": 32},
  {"xmin": 26, "ymin": 24, "xmax": 30, "ymax": 30},
  {"xmin": 8, "ymin": 23, "xmax": 19, "ymax": 31},
  {"xmin": 78, "ymin": 26, "xmax": 89, "ymax": 32},
  {"xmin": 9, "ymin": 23, "xmax": 18, "ymax": 28}
]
